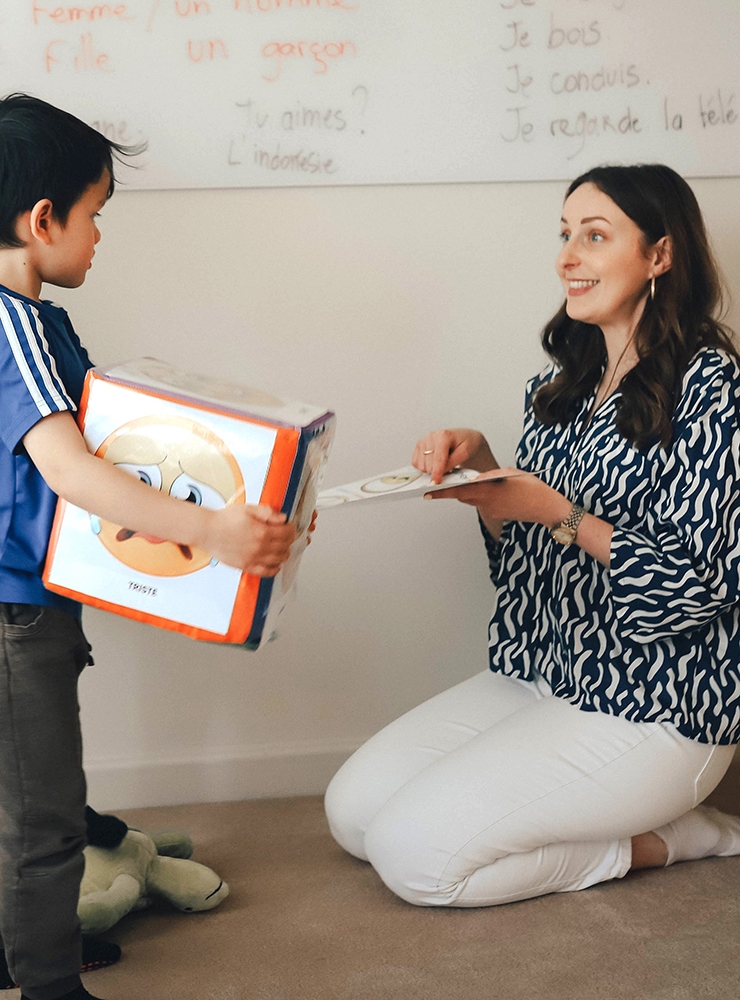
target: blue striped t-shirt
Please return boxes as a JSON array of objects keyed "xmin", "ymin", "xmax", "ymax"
[
  {"xmin": 486, "ymin": 347, "xmax": 740, "ymax": 744},
  {"xmin": 0, "ymin": 284, "xmax": 92, "ymax": 612}
]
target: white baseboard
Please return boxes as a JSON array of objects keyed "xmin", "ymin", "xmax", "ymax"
[
  {"xmin": 84, "ymin": 741, "xmax": 359, "ymax": 811},
  {"xmin": 85, "ymin": 741, "xmax": 740, "ymax": 813}
]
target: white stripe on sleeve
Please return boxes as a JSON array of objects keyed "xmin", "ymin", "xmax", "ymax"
[
  {"xmin": 18, "ymin": 300, "xmax": 74, "ymax": 411},
  {"xmin": 0, "ymin": 296, "xmax": 73, "ymax": 417},
  {"xmin": 0, "ymin": 297, "xmax": 51, "ymax": 417}
]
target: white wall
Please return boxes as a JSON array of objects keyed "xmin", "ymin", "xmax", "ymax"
[{"xmin": 52, "ymin": 175, "xmax": 740, "ymax": 810}]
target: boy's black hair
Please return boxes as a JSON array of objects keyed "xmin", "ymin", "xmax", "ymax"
[{"xmin": 0, "ymin": 93, "xmax": 144, "ymax": 249}]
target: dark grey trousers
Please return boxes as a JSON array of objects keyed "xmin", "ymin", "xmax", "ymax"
[{"xmin": 0, "ymin": 604, "xmax": 90, "ymax": 1000}]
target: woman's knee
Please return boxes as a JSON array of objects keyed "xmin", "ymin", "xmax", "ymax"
[
  {"xmin": 363, "ymin": 808, "xmax": 465, "ymax": 907},
  {"xmin": 327, "ymin": 765, "xmax": 485, "ymax": 906},
  {"xmin": 325, "ymin": 737, "xmax": 431, "ymax": 861},
  {"xmin": 324, "ymin": 762, "xmax": 373, "ymax": 861}
]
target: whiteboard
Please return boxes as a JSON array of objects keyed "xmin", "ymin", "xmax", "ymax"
[{"xmin": 1, "ymin": 0, "xmax": 738, "ymax": 190}]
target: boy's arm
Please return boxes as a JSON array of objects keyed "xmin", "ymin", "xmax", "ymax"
[{"xmin": 23, "ymin": 412, "xmax": 296, "ymax": 576}]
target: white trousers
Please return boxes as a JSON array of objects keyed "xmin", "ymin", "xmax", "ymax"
[{"xmin": 324, "ymin": 670, "xmax": 735, "ymax": 907}]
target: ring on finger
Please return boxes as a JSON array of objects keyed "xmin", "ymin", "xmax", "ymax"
[{"xmin": 423, "ymin": 449, "xmax": 433, "ymax": 455}]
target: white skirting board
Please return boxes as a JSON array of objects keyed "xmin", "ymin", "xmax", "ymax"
[
  {"xmin": 84, "ymin": 741, "xmax": 359, "ymax": 811},
  {"xmin": 84, "ymin": 742, "xmax": 740, "ymax": 813}
]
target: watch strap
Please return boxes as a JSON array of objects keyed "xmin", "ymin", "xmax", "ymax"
[{"xmin": 550, "ymin": 504, "xmax": 586, "ymax": 545}]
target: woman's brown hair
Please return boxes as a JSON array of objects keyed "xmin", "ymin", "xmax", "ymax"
[{"xmin": 533, "ymin": 164, "xmax": 738, "ymax": 449}]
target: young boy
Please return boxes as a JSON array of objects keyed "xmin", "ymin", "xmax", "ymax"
[{"xmin": 0, "ymin": 94, "xmax": 297, "ymax": 1000}]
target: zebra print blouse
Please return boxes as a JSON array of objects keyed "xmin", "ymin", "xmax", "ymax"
[{"xmin": 486, "ymin": 347, "xmax": 740, "ymax": 744}]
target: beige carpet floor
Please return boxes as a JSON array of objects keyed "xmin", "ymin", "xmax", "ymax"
[{"xmin": 37, "ymin": 771, "xmax": 740, "ymax": 999}]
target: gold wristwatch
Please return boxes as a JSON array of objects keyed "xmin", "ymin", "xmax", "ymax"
[{"xmin": 550, "ymin": 504, "xmax": 586, "ymax": 545}]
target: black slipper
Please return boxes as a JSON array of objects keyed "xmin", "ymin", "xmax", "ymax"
[
  {"xmin": 0, "ymin": 951, "xmax": 13, "ymax": 990},
  {"xmin": 80, "ymin": 936, "xmax": 121, "ymax": 974},
  {"xmin": 1, "ymin": 937, "xmax": 120, "ymax": 989},
  {"xmin": 22, "ymin": 987, "xmax": 106, "ymax": 1000},
  {"xmin": 85, "ymin": 806, "xmax": 128, "ymax": 849}
]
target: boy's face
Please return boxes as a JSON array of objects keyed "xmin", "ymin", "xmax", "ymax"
[{"xmin": 45, "ymin": 170, "xmax": 109, "ymax": 288}]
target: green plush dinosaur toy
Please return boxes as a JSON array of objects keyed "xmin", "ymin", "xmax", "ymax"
[{"xmin": 78, "ymin": 828, "xmax": 229, "ymax": 934}]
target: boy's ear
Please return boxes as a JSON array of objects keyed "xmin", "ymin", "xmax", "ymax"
[{"xmin": 28, "ymin": 199, "xmax": 57, "ymax": 246}]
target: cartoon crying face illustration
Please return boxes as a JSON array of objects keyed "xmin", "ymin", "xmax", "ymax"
[{"xmin": 92, "ymin": 415, "xmax": 244, "ymax": 577}]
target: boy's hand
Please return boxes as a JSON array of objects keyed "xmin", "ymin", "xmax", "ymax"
[
  {"xmin": 24, "ymin": 412, "xmax": 298, "ymax": 576},
  {"xmin": 204, "ymin": 504, "xmax": 296, "ymax": 576},
  {"xmin": 306, "ymin": 509, "xmax": 318, "ymax": 545}
]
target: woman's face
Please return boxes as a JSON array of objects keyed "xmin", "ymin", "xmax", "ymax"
[{"xmin": 556, "ymin": 182, "xmax": 657, "ymax": 337}]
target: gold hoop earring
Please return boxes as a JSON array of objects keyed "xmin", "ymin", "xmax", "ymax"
[{"xmin": 650, "ymin": 276, "xmax": 656, "ymax": 300}]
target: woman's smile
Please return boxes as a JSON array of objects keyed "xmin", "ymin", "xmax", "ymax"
[{"xmin": 567, "ymin": 279, "xmax": 600, "ymax": 295}]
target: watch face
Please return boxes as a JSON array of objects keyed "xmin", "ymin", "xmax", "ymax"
[{"xmin": 551, "ymin": 525, "xmax": 575, "ymax": 545}]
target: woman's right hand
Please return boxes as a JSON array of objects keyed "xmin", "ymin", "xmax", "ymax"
[{"xmin": 412, "ymin": 428, "xmax": 498, "ymax": 485}]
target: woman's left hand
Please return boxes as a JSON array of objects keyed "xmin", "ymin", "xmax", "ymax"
[
  {"xmin": 427, "ymin": 468, "xmax": 572, "ymax": 531},
  {"xmin": 428, "ymin": 469, "xmax": 613, "ymax": 567}
]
